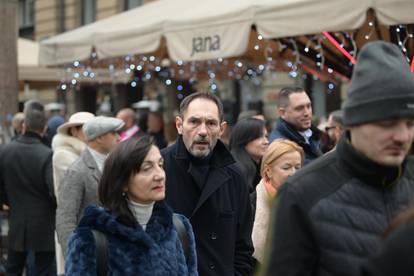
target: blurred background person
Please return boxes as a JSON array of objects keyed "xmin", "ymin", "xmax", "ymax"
[
  {"xmin": 51, "ymin": 111, "xmax": 94, "ymax": 276},
  {"xmin": 326, "ymin": 110, "xmax": 344, "ymax": 147},
  {"xmin": 252, "ymin": 140, "xmax": 304, "ymax": 264},
  {"xmin": 116, "ymin": 108, "xmax": 146, "ymax": 141},
  {"xmin": 11, "ymin": 112, "xmax": 24, "ymax": 140},
  {"xmin": 65, "ymin": 137, "xmax": 198, "ymax": 275},
  {"xmin": 237, "ymin": 110, "xmax": 265, "ymax": 122},
  {"xmin": 229, "ymin": 118, "xmax": 269, "ymax": 213},
  {"xmin": 45, "ymin": 103, "xmax": 66, "ymax": 147},
  {"xmin": 0, "ymin": 100, "xmax": 56, "ymax": 275},
  {"xmin": 147, "ymin": 111, "xmax": 167, "ymax": 149}
]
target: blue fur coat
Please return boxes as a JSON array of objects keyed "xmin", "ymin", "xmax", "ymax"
[{"xmin": 65, "ymin": 201, "xmax": 198, "ymax": 275}]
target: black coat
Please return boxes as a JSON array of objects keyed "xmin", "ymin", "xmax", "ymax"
[
  {"xmin": 0, "ymin": 132, "xmax": 56, "ymax": 251},
  {"xmin": 161, "ymin": 136, "xmax": 254, "ymax": 276},
  {"xmin": 262, "ymin": 134, "xmax": 414, "ymax": 276},
  {"xmin": 268, "ymin": 118, "xmax": 322, "ymax": 165},
  {"xmin": 359, "ymin": 216, "xmax": 414, "ymax": 276}
]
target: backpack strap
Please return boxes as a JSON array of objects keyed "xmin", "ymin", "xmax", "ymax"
[
  {"xmin": 92, "ymin": 230, "xmax": 108, "ymax": 276},
  {"xmin": 172, "ymin": 213, "xmax": 190, "ymax": 263}
]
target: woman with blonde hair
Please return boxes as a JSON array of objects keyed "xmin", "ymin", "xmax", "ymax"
[{"xmin": 252, "ymin": 139, "xmax": 304, "ymax": 263}]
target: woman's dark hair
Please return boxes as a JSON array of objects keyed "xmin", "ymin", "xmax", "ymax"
[
  {"xmin": 98, "ymin": 135, "xmax": 154, "ymax": 227},
  {"xmin": 229, "ymin": 118, "xmax": 266, "ymax": 190}
]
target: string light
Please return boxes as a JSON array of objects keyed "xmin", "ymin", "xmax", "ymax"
[{"xmin": 364, "ymin": 21, "xmax": 375, "ymax": 40}]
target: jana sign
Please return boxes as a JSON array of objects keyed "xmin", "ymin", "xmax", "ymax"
[{"xmin": 191, "ymin": 35, "xmax": 221, "ymax": 57}]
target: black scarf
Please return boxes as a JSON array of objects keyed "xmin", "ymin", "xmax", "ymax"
[{"xmin": 336, "ymin": 132, "xmax": 404, "ymax": 188}]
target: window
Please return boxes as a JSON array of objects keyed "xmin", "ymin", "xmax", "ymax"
[
  {"xmin": 125, "ymin": 0, "xmax": 142, "ymax": 10},
  {"xmin": 18, "ymin": 0, "xmax": 34, "ymax": 28},
  {"xmin": 81, "ymin": 0, "xmax": 96, "ymax": 25}
]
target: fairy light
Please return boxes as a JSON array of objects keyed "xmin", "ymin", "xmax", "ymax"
[
  {"xmin": 364, "ymin": 21, "xmax": 375, "ymax": 40},
  {"xmin": 395, "ymin": 25, "xmax": 413, "ymax": 63}
]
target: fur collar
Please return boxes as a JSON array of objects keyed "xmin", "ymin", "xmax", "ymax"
[
  {"xmin": 78, "ymin": 201, "xmax": 174, "ymax": 249},
  {"xmin": 52, "ymin": 133, "xmax": 86, "ymax": 155}
]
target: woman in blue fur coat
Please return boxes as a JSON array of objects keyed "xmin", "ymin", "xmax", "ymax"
[{"xmin": 65, "ymin": 136, "xmax": 198, "ymax": 275}]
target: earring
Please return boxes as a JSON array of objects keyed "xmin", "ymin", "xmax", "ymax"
[{"xmin": 122, "ymin": 192, "xmax": 126, "ymax": 197}]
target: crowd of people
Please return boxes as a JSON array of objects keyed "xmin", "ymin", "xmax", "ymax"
[{"xmin": 0, "ymin": 40, "xmax": 414, "ymax": 276}]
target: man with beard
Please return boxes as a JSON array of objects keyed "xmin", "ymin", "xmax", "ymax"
[
  {"xmin": 161, "ymin": 92, "xmax": 254, "ymax": 276},
  {"xmin": 269, "ymin": 86, "xmax": 322, "ymax": 164},
  {"xmin": 262, "ymin": 41, "xmax": 414, "ymax": 276}
]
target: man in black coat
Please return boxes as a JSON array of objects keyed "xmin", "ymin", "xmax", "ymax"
[
  {"xmin": 162, "ymin": 92, "xmax": 254, "ymax": 276},
  {"xmin": 0, "ymin": 100, "xmax": 56, "ymax": 275},
  {"xmin": 261, "ymin": 42, "xmax": 414, "ymax": 276},
  {"xmin": 268, "ymin": 86, "xmax": 322, "ymax": 165}
]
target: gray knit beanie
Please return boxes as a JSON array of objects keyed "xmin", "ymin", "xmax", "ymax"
[{"xmin": 343, "ymin": 41, "xmax": 414, "ymax": 126}]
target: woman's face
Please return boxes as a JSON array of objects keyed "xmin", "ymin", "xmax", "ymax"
[
  {"xmin": 125, "ymin": 145, "xmax": 166, "ymax": 204},
  {"xmin": 245, "ymin": 128, "xmax": 269, "ymax": 163},
  {"xmin": 266, "ymin": 151, "xmax": 302, "ymax": 190}
]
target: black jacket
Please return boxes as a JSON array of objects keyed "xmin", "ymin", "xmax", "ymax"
[
  {"xmin": 0, "ymin": 132, "xmax": 56, "ymax": 251},
  {"xmin": 161, "ymin": 136, "xmax": 254, "ymax": 276},
  {"xmin": 268, "ymin": 118, "xmax": 322, "ymax": 165},
  {"xmin": 359, "ymin": 216, "xmax": 414, "ymax": 276},
  {"xmin": 262, "ymin": 134, "xmax": 414, "ymax": 276}
]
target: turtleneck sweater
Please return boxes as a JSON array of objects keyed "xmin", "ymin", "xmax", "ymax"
[{"xmin": 127, "ymin": 199, "xmax": 155, "ymax": 231}]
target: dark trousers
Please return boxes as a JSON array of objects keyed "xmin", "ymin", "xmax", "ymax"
[{"xmin": 6, "ymin": 249, "xmax": 55, "ymax": 276}]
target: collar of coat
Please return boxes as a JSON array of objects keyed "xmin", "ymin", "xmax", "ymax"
[
  {"xmin": 275, "ymin": 118, "xmax": 321, "ymax": 146},
  {"xmin": 51, "ymin": 133, "xmax": 86, "ymax": 155},
  {"xmin": 18, "ymin": 131, "xmax": 46, "ymax": 144},
  {"xmin": 77, "ymin": 201, "xmax": 173, "ymax": 248},
  {"xmin": 173, "ymin": 135, "xmax": 235, "ymax": 168},
  {"xmin": 337, "ymin": 131, "xmax": 405, "ymax": 188}
]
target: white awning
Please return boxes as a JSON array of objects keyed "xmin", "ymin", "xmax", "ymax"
[{"xmin": 39, "ymin": 0, "xmax": 414, "ymax": 65}]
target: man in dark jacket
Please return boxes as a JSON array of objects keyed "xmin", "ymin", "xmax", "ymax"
[
  {"xmin": 0, "ymin": 100, "xmax": 56, "ymax": 275},
  {"xmin": 262, "ymin": 41, "xmax": 414, "ymax": 276},
  {"xmin": 162, "ymin": 92, "xmax": 254, "ymax": 276},
  {"xmin": 268, "ymin": 86, "xmax": 322, "ymax": 164}
]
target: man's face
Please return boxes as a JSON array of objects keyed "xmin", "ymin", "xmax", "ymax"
[
  {"xmin": 116, "ymin": 112, "xmax": 133, "ymax": 130},
  {"xmin": 176, "ymin": 98, "xmax": 225, "ymax": 158},
  {"xmin": 350, "ymin": 118, "xmax": 414, "ymax": 167},
  {"xmin": 98, "ymin": 131, "xmax": 120, "ymax": 154},
  {"xmin": 326, "ymin": 115, "xmax": 342, "ymax": 144},
  {"xmin": 279, "ymin": 92, "xmax": 312, "ymax": 131}
]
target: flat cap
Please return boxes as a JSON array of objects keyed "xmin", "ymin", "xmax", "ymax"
[{"xmin": 82, "ymin": 116, "xmax": 125, "ymax": 141}]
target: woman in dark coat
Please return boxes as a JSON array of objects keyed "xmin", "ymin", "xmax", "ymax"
[
  {"xmin": 65, "ymin": 136, "xmax": 198, "ymax": 275},
  {"xmin": 229, "ymin": 118, "xmax": 269, "ymax": 213}
]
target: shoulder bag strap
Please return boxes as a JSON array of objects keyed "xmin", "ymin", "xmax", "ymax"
[
  {"xmin": 172, "ymin": 213, "xmax": 190, "ymax": 263},
  {"xmin": 92, "ymin": 229, "xmax": 108, "ymax": 276}
]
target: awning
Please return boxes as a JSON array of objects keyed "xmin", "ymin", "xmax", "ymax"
[{"xmin": 39, "ymin": 0, "xmax": 414, "ymax": 66}]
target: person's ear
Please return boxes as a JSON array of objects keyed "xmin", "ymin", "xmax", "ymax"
[
  {"xmin": 176, "ymin": 115, "xmax": 183, "ymax": 135},
  {"xmin": 264, "ymin": 165, "xmax": 272, "ymax": 180},
  {"xmin": 219, "ymin": 121, "xmax": 227, "ymax": 137},
  {"xmin": 278, "ymin": 107, "xmax": 286, "ymax": 119}
]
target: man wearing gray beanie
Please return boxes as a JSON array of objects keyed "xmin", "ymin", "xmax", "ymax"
[
  {"xmin": 262, "ymin": 41, "xmax": 414, "ymax": 276},
  {"xmin": 56, "ymin": 116, "xmax": 124, "ymax": 254}
]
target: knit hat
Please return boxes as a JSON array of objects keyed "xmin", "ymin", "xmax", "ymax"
[
  {"xmin": 343, "ymin": 41, "xmax": 414, "ymax": 126},
  {"xmin": 82, "ymin": 116, "xmax": 125, "ymax": 141}
]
